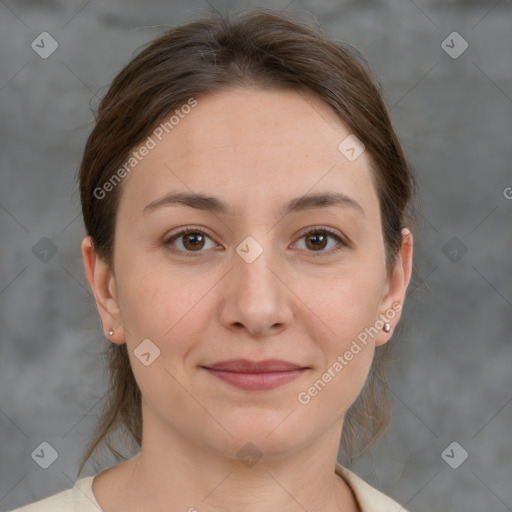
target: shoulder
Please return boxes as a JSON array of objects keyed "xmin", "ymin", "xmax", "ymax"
[
  {"xmin": 7, "ymin": 476, "xmax": 99, "ymax": 512},
  {"xmin": 335, "ymin": 463, "xmax": 409, "ymax": 512}
]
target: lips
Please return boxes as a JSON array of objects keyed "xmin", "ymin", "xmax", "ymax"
[
  {"xmin": 201, "ymin": 359, "xmax": 309, "ymax": 391},
  {"xmin": 202, "ymin": 359, "xmax": 307, "ymax": 373}
]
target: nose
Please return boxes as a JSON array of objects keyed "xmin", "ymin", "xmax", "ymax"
[{"xmin": 218, "ymin": 238, "xmax": 294, "ymax": 338}]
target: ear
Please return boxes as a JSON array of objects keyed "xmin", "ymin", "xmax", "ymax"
[
  {"xmin": 81, "ymin": 235, "xmax": 125, "ymax": 344},
  {"xmin": 374, "ymin": 228, "xmax": 413, "ymax": 346}
]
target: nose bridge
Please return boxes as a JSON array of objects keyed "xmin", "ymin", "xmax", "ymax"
[
  {"xmin": 233, "ymin": 231, "xmax": 279, "ymax": 296},
  {"xmin": 219, "ymin": 231, "xmax": 291, "ymax": 335}
]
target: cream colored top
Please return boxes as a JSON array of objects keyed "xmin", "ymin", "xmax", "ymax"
[{"xmin": 8, "ymin": 462, "xmax": 408, "ymax": 511}]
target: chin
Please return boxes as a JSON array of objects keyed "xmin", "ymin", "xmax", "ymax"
[{"xmin": 207, "ymin": 416, "xmax": 316, "ymax": 462}]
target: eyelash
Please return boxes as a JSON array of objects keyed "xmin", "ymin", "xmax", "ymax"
[{"xmin": 164, "ymin": 226, "xmax": 348, "ymax": 258}]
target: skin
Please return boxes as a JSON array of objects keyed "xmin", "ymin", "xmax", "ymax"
[{"xmin": 82, "ymin": 87, "xmax": 413, "ymax": 512}]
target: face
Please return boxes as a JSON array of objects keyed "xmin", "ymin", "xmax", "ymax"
[{"xmin": 83, "ymin": 87, "xmax": 412, "ymax": 461}]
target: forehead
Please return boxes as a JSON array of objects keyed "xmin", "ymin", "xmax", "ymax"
[
  {"xmin": 168, "ymin": 88, "xmax": 359, "ymax": 166},
  {"xmin": 117, "ymin": 87, "xmax": 379, "ymax": 221}
]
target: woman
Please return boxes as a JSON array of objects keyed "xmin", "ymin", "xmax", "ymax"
[{"xmin": 11, "ymin": 9, "xmax": 415, "ymax": 512}]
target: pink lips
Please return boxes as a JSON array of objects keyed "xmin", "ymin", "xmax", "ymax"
[{"xmin": 201, "ymin": 359, "xmax": 308, "ymax": 391}]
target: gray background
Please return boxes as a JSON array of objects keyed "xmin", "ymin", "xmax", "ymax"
[{"xmin": 1, "ymin": 0, "xmax": 511, "ymax": 511}]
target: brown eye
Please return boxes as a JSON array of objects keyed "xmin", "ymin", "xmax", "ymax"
[
  {"xmin": 181, "ymin": 232, "xmax": 206, "ymax": 251},
  {"xmin": 165, "ymin": 228, "xmax": 217, "ymax": 255},
  {"xmin": 305, "ymin": 232, "xmax": 329, "ymax": 251},
  {"xmin": 294, "ymin": 228, "xmax": 347, "ymax": 256}
]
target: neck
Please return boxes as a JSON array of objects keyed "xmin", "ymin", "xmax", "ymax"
[{"xmin": 92, "ymin": 409, "xmax": 359, "ymax": 512}]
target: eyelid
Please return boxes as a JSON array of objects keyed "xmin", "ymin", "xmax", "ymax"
[
  {"xmin": 163, "ymin": 225, "xmax": 220, "ymax": 255},
  {"xmin": 164, "ymin": 225, "xmax": 349, "ymax": 256},
  {"xmin": 292, "ymin": 226, "xmax": 349, "ymax": 256},
  {"xmin": 294, "ymin": 225, "xmax": 348, "ymax": 245}
]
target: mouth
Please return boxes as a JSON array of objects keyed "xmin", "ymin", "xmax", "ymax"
[{"xmin": 200, "ymin": 359, "xmax": 309, "ymax": 391}]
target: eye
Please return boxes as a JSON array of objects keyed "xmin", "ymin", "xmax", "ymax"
[
  {"xmin": 164, "ymin": 226, "xmax": 348, "ymax": 257},
  {"xmin": 293, "ymin": 227, "xmax": 348, "ymax": 256},
  {"xmin": 164, "ymin": 227, "xmax": 219, "ymax": 256}
]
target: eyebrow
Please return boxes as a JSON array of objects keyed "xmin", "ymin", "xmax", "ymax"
[{"xmin": 143, "ymin": 190, "xmax": 365, "ymax": 217}]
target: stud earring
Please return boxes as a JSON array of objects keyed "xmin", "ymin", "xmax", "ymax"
[
  {"xmin": 383, "ymin": 323, "xmax": 391, "ymax": 333},
  {"xmin": 108, "ymin": 329, "xmax": 114, "ymax": 336}
]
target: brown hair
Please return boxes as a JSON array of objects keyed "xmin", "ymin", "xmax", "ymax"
[{"xmin": 77, "ymin": 8, "xmax": 417, "ymax": 476}]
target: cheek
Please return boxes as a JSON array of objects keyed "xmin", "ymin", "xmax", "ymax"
[
  {"xmin": 115, "ymin": 265, "xmax": 208, "ymax": 404},
  {"xmin": 297, "ymin": 301, "xmax": 377, "ymax": 418},
  {"xmin": 295, "ymin": 267, "xmax": 383, "ymax": 405},
  {"xmin": 300, "ymin": 264, "xmax": 385, "ymax": 343},
  {"xmin": 116, "ymin": 276, "xmax": 171, "ymax": 338},
  {"xmin": 115, "ymin": 259, "xmax": 215, "ymax": 355}
]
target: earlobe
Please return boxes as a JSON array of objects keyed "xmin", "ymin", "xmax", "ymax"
[
  {"xmin": 375, "ymin": 228, "xmax": 413, "ymax": 346},
  {"xmin": 81, "ymin": 236, "xmax": 125, "ymax": 344}
]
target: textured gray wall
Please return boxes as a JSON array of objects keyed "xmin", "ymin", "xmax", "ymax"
[{"xmin": 1, "ymin": 1, "xmax": 511, "ymax": 511}]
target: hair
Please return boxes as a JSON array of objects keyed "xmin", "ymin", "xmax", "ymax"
[{"xmin": 77, "ymin": 8, "xmax": 417, "ymax": 477}]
